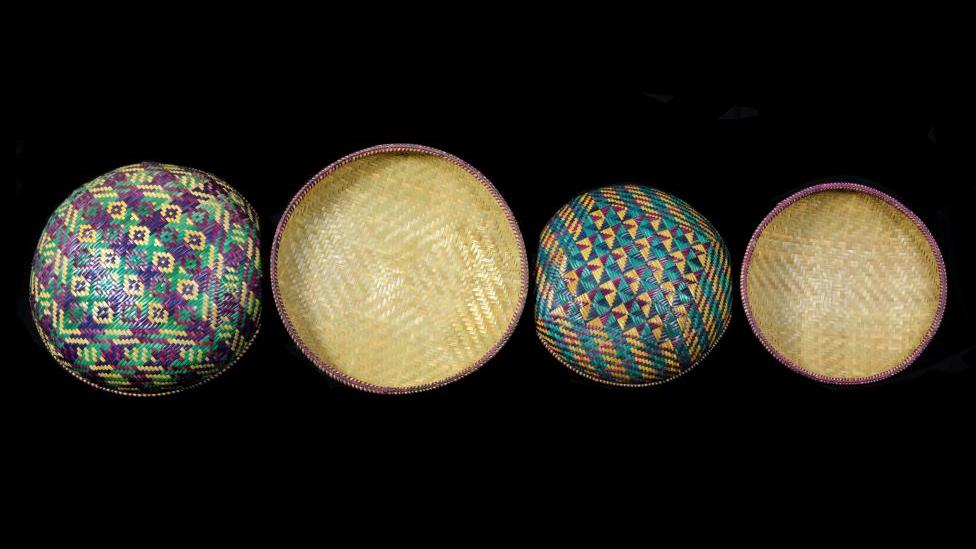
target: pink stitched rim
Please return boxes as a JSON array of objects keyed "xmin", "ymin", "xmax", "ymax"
[
  {"xmin": 740, "ymin": 182, "xmax": 948, "ymax": 385},
  {"xmin": 270, "ymin": 144, "xmax": 529, "ymax": 395}
]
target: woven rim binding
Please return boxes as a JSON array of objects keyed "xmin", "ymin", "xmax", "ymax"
[
  {"xmin": 270, "ymin": 144, "xmax": 529, "ymax": 395},
  {"xmin": 740, "ymin": 182, "xmax": 948, "ymax": 385}
]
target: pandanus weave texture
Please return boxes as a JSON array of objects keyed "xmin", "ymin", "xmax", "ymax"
[
  {"xmin": 271, "ymin": 144, "xmax": 527, "ymax": 394},
  {"xmin": 535, "ymin": 185, "xmax": 733, "ymax": 385},
  {"xmin": 741, "ymin": 183, "xmax": 946, "ymax": 384},
  {"xmin": 29, "ymin": 163, "xmax": 262, "ymax": 395}
]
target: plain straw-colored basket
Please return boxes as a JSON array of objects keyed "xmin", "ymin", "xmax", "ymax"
[
  {"xmin": 741, "ymin": 182, "xmax": 947, "ymax": 384},
  {"xmin": 271, "ymin": 144, "xmax": 528, "ymax": 394}
]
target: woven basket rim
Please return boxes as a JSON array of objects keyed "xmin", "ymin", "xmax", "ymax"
[
  {"xmin": 270, "ymin": 144, "xmax": 529, "ymax": 395},
  {"xmin": 29, "ymin": 161, "xmax": 263, "ymax": 397},
  {"xmin": 740, "ymin": 181, "xmax": 948, "ymax": 385}
]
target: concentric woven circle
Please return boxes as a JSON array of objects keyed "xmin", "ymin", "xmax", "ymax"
[
  {"xmin": 271, "ymin": 144, "xmax": 528, "ymax": 394},
  {"xmin": 741, "ymin": 182, "xmax": 947, "ymax": 384},
  {"xmin": 535, "ymin": 185, "xmax": 733, "ymax": 386},
  {"xmin": 29, "ymin": 162, "xmax": 263, "ymax": 396}
]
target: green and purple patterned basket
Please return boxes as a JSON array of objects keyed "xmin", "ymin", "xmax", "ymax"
[
  {"xmin": 29, "ymin": 162, "xmax": 262, "ymax": 396},
  {"xmin": 535, "ymin": 185, "xmax": 733, "ymax": 386}
]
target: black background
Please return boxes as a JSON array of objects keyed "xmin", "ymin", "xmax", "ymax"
[{"xmin": 14, "ymin": 76, "xmax": 973, "ymax": 467}]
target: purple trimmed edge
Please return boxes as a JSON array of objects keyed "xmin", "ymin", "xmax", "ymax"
[
  {"xmin": 270, "ymin": 144, "xmax": 529, "ymax": 395},
  {"xmin": 740, "ymin": 182, "xmax": 948, "ymax": 385}
]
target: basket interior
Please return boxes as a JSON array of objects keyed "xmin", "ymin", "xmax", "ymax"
[
  {"xmin": 274, "ymin": 150, "xmax": 525, "ymax": 391},
  {"xmin": 745, "ymin": 189, "xmax": 942, "ymax": 381}
]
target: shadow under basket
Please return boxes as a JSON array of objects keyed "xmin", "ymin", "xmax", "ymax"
[
  {"xmin": 271, "ymin": 144, "xmax": 528, "ymax": 394},
  {"xmin": 741, "ymin": 182, "xmax": 947, "ymax": 385}
]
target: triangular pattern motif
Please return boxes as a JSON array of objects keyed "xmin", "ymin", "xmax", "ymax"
[{"xmin": 535, "ymin": 184, "xmax": 733, "ymax": 385}]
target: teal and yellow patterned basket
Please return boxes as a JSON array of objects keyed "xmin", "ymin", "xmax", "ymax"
[{"xmin": 535, "ymin": 185, "xmax": 733, "ymax": 386}]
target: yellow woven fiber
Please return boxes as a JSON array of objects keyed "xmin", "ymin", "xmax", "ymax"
[
  {"xmin": 746, "ymin": 189, "xmax": 942, "ymax": 380},
  {"xmin": 275, "ymin": 150, "xmax": 526, "ymax": 391}
]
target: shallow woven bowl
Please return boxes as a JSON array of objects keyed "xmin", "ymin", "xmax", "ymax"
[
  {"xmin": 741, "ymin": 182, "xmax": 947, "ymax": 384},
  {"xmin": 271, "ymin": 144, "xmax": 527, "ymax": 394},
  {"xmin": 535, "ymin": 185, "xmax": 734, "ymax": 386},
  {"xmin": 29, "ymin": 162, "xmax": 262, "ymax": 396}
]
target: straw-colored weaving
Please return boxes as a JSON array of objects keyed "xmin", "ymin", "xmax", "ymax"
[
  {"xmin": 745, "ymin": 189, "xmax": 942, "ymax": 380},
  {"xmin": 275, "ymin": 149, "xmax": 526, "ymax": 392}
]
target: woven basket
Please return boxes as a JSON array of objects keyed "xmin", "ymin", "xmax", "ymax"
[
  {"xmin": 535, "ymin": 185, "xmax": 733, "ymax": 386},
  {"xmin": 741, "ymin": 182, "xmax": 947, "ymax": 384},
  {"xmin": 29, "ymin": 162, "xmax": 262, "ymax": 396},
  {"xmin": 271, "ymin": 144, "xmax": 527, "ymax": 394}
]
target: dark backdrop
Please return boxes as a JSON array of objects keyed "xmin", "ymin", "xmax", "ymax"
[{"xmin": 14, "ymin": 81, "xmax": 973, "ymax": 459}]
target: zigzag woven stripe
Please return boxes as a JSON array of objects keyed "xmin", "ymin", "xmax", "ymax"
[
  {"xmin": 535, "ymin": 184, "xmax": 733, "ymax": 385},
  {"xmin": 29, "ymin": 162, "xmax": 262, "ymax": 395}
]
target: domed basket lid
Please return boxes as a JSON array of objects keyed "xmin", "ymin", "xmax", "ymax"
[
  {"xmin": 29, "ymin": 162, "xmax": 262, "ymax": 396},
  {"xmin": 535, "ymin": 184, "xmax": 733, "ymax": 386}
]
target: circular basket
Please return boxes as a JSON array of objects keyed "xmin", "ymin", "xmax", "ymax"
[
  {"xmin": 29, "ymin": 162, "xmax": 263, "ymax": 396},
  {"xmin": 271, "ymin": 144, "xmax": 527, "ymax": 394},
  {"xmin": 535, "ymin": 185, "xmax": 733, "ymax": 386},
  {"xmin": 741, "ymin": 182, "xmax": 947, "ymax": 384}
]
